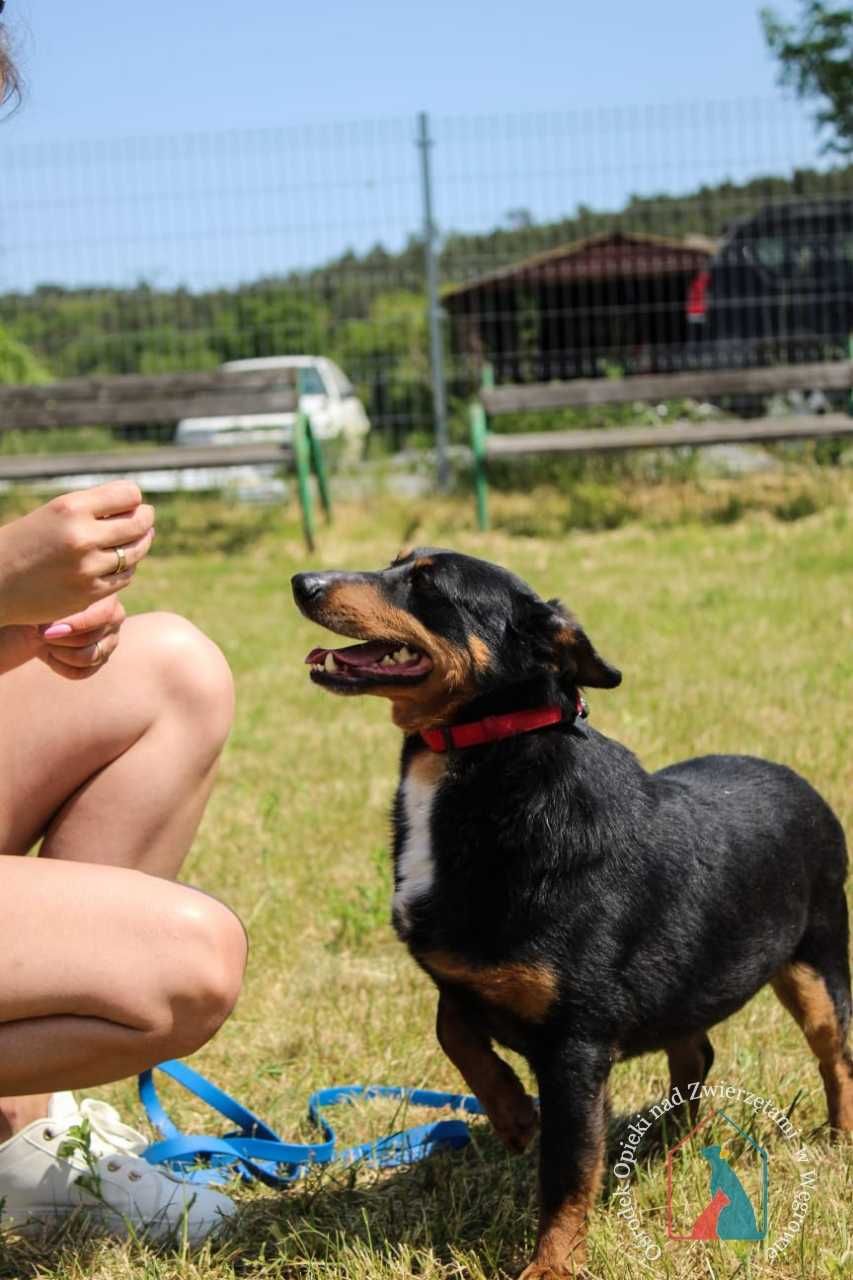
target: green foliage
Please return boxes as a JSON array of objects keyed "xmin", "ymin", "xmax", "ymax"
[
  {"xmin": 0, "ymin": 327, "xmax": 51, "ymax": 385},
  {"xmin": 761, "ymin": 2, "xmax": 853, "ymax": 154},
  {"xmin": 0, "ymin": 426, "xmax": 117, "ymax": 455},
  {"xmin": 57, "ymin": 1119, "xmax": 104, "ymax": 1202},
  {"xmin": 335, "ymin": 292, "xmax": 432, "ymax": 447},
  {"xmin": 774, "ymin": 487, "xmax": 822, "ymax": 520}
]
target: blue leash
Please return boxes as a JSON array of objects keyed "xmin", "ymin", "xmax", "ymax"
[{"xmin": 138, "ymin": 1060, "xmax": 485, "ymax": 1187}]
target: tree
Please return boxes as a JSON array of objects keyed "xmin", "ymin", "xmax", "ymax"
[{"xmin": 761, "ymin": 3, "xmax": 853, "ymax": 154}]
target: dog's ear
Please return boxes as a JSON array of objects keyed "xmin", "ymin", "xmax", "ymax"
[{"xmin": 546, "ymin": 599, "xmax": 622, "ymax": 689}]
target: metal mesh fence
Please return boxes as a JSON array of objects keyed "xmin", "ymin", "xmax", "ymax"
[{"xmin": 1, "ymin": 98, "xmax": 851, "ymax": 446}]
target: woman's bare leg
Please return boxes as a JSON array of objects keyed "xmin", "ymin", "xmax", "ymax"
[
  {"xmin": 0, "ymin": 611, "xmax": 235, "ymax": 873},
  {"xmin": 0, "ymin": 856, "xmax": 246, "ymax": 1098},
  {"xmin": 0, "ymin": 611, "xmax": 240, "ymax": 1139}
]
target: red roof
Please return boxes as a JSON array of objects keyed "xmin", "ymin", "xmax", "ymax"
[{"xmin": 443, "ymin": 230, "xmax": 716, "ymax": 300}]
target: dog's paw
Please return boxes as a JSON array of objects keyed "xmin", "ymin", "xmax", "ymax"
[{"xmin": 492, "ymin": 1093, "xmax": 539, "ymax": 1153}]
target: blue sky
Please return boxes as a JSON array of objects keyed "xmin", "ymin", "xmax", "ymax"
[
  {"xmin": 1, "ymin": 0, "xmax": 824, "ymax": 292},
  {"xmin": 6, "ymin": 0, "xmax": 801, "ymax": 139}
]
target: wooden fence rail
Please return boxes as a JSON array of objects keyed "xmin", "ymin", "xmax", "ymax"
[
  {"xmin": 471, "ymin": 359, "xmax": 853, "ymax": 530},
  {"xmin": 479, "ymin": 361, "xmax": 853, "ymax": 415},
  {"xmin": 0, "ymin": 367, "xmax": 332, "ymax": 549},
  {"xmin": 0, "ymin": 368, "xmax": 298, "ymax": 430}
]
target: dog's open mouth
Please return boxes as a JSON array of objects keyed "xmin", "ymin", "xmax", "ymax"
[{"xmin": 305, "ymin": 639, "xmax": 433, "ymax": 689}]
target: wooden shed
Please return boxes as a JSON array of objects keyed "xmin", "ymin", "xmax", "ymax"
[{"xmin": 443, "ymin": 230, "xmax": 716, "ymax": 383}]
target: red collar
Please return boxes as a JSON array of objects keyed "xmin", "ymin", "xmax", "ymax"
[{"xmin": 420, "ymin": 693, "xmax": 587, "ymax": 753}]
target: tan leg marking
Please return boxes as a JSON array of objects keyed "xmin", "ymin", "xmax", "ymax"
[
  {"xmin": 436, "ymin": 994, "xmax": 538, "ymax": 1154},
  {"xmin": 771, "ymin": 961, "xmax": 853, "ymax": 1132},
  {"xmin": 421, "ymin": 950, "xmax": 559, "ymax": 1022},
  {"xmin": 523, "ymin": 1109, "xmax": 605, "ymax": 1278}
]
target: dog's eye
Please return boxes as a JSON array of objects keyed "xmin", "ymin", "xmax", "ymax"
[{"xmin": 410, "ymin": 559, "xmax": 438, "ymax": 592}]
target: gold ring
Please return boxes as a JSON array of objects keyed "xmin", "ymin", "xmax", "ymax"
[{"xmin": 112, "ymin": 545, "xmax": 127, "ymax": 575}]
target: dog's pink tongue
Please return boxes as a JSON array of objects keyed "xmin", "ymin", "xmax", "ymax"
[{"xmin": 304, "ymin": 640, "xmax": 393, "ymax": 667}]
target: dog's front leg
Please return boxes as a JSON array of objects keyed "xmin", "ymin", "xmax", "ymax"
[
  {"xmin": 520, "ymin": 1041, "xmax": 610, "ymax": 1280},
  {"xmin": 436, "ymin": 989, "xmax": 538, "ymax": 1153}
]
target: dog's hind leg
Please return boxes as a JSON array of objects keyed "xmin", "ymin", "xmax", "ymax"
[
  {"xmin": 436, "ymin": 991, "xmax": 538, "ymax": 1153},
  {"xmin": 666, "ymin": 1031, "xmax": 714, "ymax": 1125},
  {"xmin": 771, "ymin": 955, "xmax": 853, "ymax": 1134}
]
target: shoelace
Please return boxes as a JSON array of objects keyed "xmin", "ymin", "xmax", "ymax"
[{"xmin": 69, "ymin": 1098, "xmax": 148, "ymax": 1161}]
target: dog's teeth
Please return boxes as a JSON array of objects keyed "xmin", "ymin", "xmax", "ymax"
[
  {"xmin": 324, "ymin": 652, "xmax": 337, "ymax": 673},
  {"xmin": 398, "ymin": 646, "xmax": 412, "ymax": 662},
  {"xmin": 381, "ymin": 654, "xmax": 395, "ymax": 666}
]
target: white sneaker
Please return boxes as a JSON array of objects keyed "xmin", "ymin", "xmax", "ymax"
[{"xmin": 0, "ymin": 1091, "xmax": 235, "ymax": 1245}]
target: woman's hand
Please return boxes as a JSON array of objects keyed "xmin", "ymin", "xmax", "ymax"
[
  {"xmin": 0, "ymin": 596, "xmax": 127, "ymax": 680},
  {"xmin": 0, "ymin": 481, "xmax": 155, "ymax": 626},
  {"xmin": 38, "ymin": 595, "xmax": 127, "ymax": 679}
]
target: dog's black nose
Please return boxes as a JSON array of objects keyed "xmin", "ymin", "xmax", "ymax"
[{"xmin": 292, "ymin": 572, "xmax": 328, "ymax": 606}]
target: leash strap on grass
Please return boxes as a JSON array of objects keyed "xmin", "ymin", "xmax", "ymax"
[{"xmin": 138, "ymin": 1060, "xmax": 484, "ymax": 1187}]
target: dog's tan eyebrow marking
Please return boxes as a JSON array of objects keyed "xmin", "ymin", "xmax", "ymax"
[
  {"xmin": 419, "ymin": 950, "xmax": 559, "ymax": 1022},
  {"xmin": 468, "ymin": 635, "xmax": 491, "ymax": 673}
]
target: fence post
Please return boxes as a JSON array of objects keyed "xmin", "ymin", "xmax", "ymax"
[
  {"xmin": 293, "ymin": 412, "xmax": 316, "ymax": 552},
  {"xmin": 306, "ymin": 419, "xmax": 332, "ymax": 520},
  {"xmin": 470, "ymin": 400, "xmax": 490, "ymax": 532},
  {"xmin": 417, "ymin": 111, "xmax": 450, "ymax": 492}
]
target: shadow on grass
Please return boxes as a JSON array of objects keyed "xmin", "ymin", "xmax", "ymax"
[{"xmin": 225, "ymin": 1130, "xmax": 539, "ymax": 1277}]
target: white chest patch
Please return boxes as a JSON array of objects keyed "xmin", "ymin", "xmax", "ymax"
[{"xmin": 393, "ymin": 771, "xmax": 440, "ymax": 935}]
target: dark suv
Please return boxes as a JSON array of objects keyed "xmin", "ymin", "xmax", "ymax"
[{"xmin": 687, "ymin": 198, "xmax": 853, "ymax": 368}]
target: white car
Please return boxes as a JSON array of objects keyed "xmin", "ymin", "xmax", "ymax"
[{"xmin": 175, "ymin": 356, "xmax": 371, "ymax": 453}]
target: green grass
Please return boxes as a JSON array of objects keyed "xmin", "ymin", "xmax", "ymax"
[{"xmin": 0, "ymin": 476, "xmax": 851, "ymax": 1280}]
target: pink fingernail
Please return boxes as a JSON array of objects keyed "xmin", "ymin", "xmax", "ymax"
[{"xmin": 41, "ymin": 623, "xmax": 73, "ymax": 638}]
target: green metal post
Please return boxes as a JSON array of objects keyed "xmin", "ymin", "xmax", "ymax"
[
  {"xmin": 470, "ymin": 400, "xmax": 490, "ymax": 532},
  {"xmin": 305, "ymin": 419, "xmax": 332, "ymax": 521},
  {"xmin": 481, "ymin": 361, "xmax": 495, "ymax": 391},
  {"xmin": 293, "ymin": 412, "xmax": 316, "ymax": 552}
]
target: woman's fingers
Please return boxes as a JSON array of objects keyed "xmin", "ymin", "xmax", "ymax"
[
  {"xmin": 92, "ymin": 527, "xmax": 155, "ymax": 582},
  {"xmin": 40, "ymin": 595, "xmax": 126, "ymax": 640},
  {"xmin": 93, "ymin": 503, "xmax": 155, "ymax": 552},
  {"xmin": 81, "ymin": 481, "xmax": 143, "ymax": 519},
  {"xmin": 0, "ymin": 486, "xmax": 153, "ymax": 627},
  {"xmin": 40, "ymin": 610, "xmax": 123, "ymax": 678},
  {"xmin": 40, "ymin": 623, "xmax": 111, "ymax": 649},
  {"xmin": 44, "ymin": 632, "xmax": 119, "ymax": 669}
]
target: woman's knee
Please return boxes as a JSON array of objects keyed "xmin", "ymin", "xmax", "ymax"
[
  {"xmin": 153, "ymin": 890, "xmax": 248, "ymax": 1058},
  {"xmin": 128, "ymin": 613, "xmax": 235, "ymax": 758}
]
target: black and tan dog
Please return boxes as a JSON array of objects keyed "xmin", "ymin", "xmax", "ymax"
[{"xmin": 292, "ymin": 548, "xmax": 851, "ymax": 1278}]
